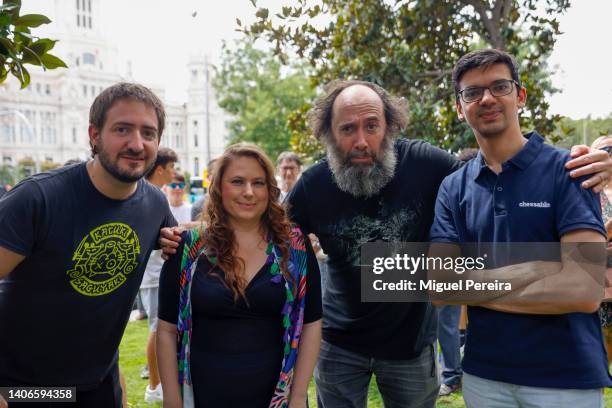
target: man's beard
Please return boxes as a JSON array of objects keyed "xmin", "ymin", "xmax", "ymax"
[
  {"xmin": 97, "ymin": 140, "xmax": 154, "ymax": 183},
  {"xmin": 326, "ymin": 136, "xmax": 397, "ymax": 198}
]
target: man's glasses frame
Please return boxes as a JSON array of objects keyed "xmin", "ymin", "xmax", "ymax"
[
  {"xmin": 168, "ymin": 182, "xmax": 186, "ymax": 189},
  {"xmin": 458, "ymin": 79, "xmax": 520, "ymax": 103}
]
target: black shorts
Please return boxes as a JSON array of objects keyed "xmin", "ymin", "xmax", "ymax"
[{"xmin": 1, "ymin": 364, "xmax": 122, "ymax": 408}]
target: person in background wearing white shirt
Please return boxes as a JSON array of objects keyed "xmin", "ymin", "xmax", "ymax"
[
  {"xmin": 167, "ymin": 173, "xmax": 192, "ymax": 224},
  {"xmin": 141, "ymin": 147, "xmax": 178, "ymax": 403}
]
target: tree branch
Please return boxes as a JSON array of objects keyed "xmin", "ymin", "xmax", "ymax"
[
  {"xmin": 461, "ymin": 0, "xmax": 505, "ymax": 49},
  {"xmin": 415, "ymin": 69, "xmax": 453, "ymax": 79},
  {"xmin": 492, "ymin": 0, "xmax": 504, "ymax": 21},
  {"xmin": 501, "ymin": 0, "xmax": 513, "ymax": 25}
]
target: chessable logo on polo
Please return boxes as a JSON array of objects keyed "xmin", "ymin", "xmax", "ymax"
[{"xmin": 372, "ymin": 253, "xmax": 486, "ymax": 275}]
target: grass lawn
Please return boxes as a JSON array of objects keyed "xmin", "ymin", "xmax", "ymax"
[{"xmin": 119, "ymin": 320, "xmax": 612, "ymax": 407}]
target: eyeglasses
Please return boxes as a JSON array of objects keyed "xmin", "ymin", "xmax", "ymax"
[
  {"xmin": 167, "ymin": 182, "xmax": 185, "ymax": 189},
  {"xmin": 458, "ymin": 79, "xmax": 520, "ymax": 103}
]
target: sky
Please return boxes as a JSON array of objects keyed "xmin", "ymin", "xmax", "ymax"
[
  {"xmin": 100, "ymin": 0, "xmax": 289, "ymax": 104},
  {"xmin": 547, "ymin": 0, "xmax": 612, "ymax": 119},
  {"xmin": 24, "ymin": 0, "xmax": 612, "ymax": 119}
]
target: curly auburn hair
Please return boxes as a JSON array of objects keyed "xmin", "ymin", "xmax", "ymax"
[{"xmin": 200, "ymin": 143, "xmax": 294, "ymax": 303}]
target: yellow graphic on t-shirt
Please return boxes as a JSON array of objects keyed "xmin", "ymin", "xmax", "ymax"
[{"xmin": 67, "ymin": 223, "xmax": 140, "ymax": 296}]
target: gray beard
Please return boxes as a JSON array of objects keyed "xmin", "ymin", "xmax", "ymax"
[{"xmin": 326, "ymin": 137, "xmax": 397, "ymax": 198}]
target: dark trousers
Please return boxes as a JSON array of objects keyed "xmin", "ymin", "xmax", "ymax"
[
  {"xmin": 315, "ymin": 340, "xmax": 439, "ymax": 408},
  {"xmin": 437, "ymin": 304, "xmax": 463, "ymax": 386}
]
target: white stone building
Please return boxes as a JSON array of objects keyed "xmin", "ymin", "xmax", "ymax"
[{"xmin": 0, "ymin": 0, "xmax": 227, "ymax": 179}]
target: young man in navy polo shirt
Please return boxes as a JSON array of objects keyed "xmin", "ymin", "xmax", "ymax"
[{"xmin": 430, "ymin": 49, "xmax": 611, "ymax": 407}]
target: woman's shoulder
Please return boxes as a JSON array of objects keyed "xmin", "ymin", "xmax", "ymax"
[{"xmin": 178, "ymin": 226, "xmax": 207, "ymax": 253}]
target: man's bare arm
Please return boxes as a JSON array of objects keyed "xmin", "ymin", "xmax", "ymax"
[
  {"xmin": 480, "ymin": 229, "xmax": 605, "ymax": 314},
  {"xmin": 0, "ymin": 246, "xmax": 25, "ymax": 279},
  {"xmin": 427, "ymin": 243, "xmax": 560, "ymax": 305},
  {"xmin": 429, "ymin": 231, "xmax": 605, "ymax": 313}
]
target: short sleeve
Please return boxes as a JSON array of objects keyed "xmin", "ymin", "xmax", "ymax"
[
  {"xmin": 429, "ymin": 179, "xmax": 461, "ymax": 243},
  {"xmin": 162, "ymin": 200, "xmax": 178, "ymax": 229},
  {"xmin": 555, "ymin": 161, "xmax": 606, "ymax": 238},
  {"xmin": 0, "ymin": 180, "xmax": 44, "ymax": 257},
  {"xmin": 287, "ymin": 178, "xmax": 311, "ymax": 234},
  {"xmin": 303, "ymin": 234, "xmax": 322, "ymax": 324},
  {"xmin": 157, "ymin": 237, "xmax": 186, "ymax": 324},
  {"xmin": 153, "ymin": 200, "xmax": 178, "ymax": 251}
]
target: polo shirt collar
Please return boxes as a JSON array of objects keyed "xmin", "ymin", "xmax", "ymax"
[
  {"xmin": 469, "ymin": 131, "xmax": 544, "ymax": 180},
  {"xmin": 508, "ymin": 131, "xmax": 544, "ymax": 170},
  {"xmin": 469, "ymin": 151, "xmax": 489, "ymax": 181}
]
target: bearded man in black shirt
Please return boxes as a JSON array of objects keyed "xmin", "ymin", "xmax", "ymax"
[
  {"xmin": 0, "ymin": 83, "xmax": 176, "ymax": 408},
  {"xmin": 287, "ymin": 80, "xmax": 456, "ymax": 407}
]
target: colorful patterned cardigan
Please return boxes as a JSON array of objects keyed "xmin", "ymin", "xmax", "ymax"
[{"xmin": 175, "ymin": 226, "xmax": 309, "ymax": 407}]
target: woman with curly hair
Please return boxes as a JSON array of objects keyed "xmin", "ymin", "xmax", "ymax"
[{"xmin": 157, "ymin": 143, "xmax": 322, "ymax": 407}]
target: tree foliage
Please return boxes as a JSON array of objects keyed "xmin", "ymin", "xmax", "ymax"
[
  {"xmin": 16, "ymin": 157, "xmax": 34, "ymax": 180},
  {"xmin": 0, "ymin": 164, "xmax": 16, "ymax": 186},
  {"xmin": 40, "ymin": 160, "xmax": 61, "ymax": 172},
  {"xmin": 553, "ymin": 113, "xmax": 612, "ymax": 149},
  {"xmin": 212, "ymin": 38, "xmax": 316, "ymax": 160},
  {"xmin": 242, "ymin": 0, "xmax": 570, "ymax": 155},
  {"xmin": 0, "ymin": 0, "xmax": 67, "ymax": 88}
]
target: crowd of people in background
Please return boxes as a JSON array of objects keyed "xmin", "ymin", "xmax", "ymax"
[{"xmin": 2, "ymin": 48, "xmax": 612, "ymax": 408}]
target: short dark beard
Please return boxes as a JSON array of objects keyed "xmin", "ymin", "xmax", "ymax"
[
  {"xmin": 96, "ymin": 139, "xmax": 153, "ymax": 183},
  {"xmin": 326, "ymin": 136, "xmax": 397, "ymax": 198}
]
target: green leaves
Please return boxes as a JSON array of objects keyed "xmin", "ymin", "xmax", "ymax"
[
  {"xmin": 0, "ymin": 12, "xmax": 10, "ymax": 27},
  {"xmin": 29, "ymin": 38, "xmax": 56, "ymax": 55},
  {"xmin": 212, "ymin": 39, "xmax": 316, "ymax": 160},
  {"xmin": 255, "ymin": 7, "xmax": 269, "ymax": 19},
  {"xmin": 40, "ymin": 53, "xmax": 67, "ymax": 69},
  {"xmin": 0, "ymin": 3, "xmax": 66, "ymax": 88},
  {"xmin": 0, "ymin": 3, "xmax": 19, "ymax": 13},
  {"xmin": 0, "ymin": 37, "xmax": 16, "ymax": 55},
  {"xmin": 21, "ymin": 45, "xmax": 42, "ymax": 65},
  {"xmin": 9, "ymin": 59, "xmax": 29, "ymax": 88},
  {"xmin": 14, "ymin": 13, "xmax": 50, "ymax": 27},
  {"xmin": 243, "ymin": 0, "xmax": 570, "ymax": 157}
]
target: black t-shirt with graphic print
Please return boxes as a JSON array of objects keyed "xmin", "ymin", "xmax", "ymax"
[
  {"xmin": 0, "ymin": 162, "xmax": 176, "ymax": 389},
  {"xmin": 287, "ymin": 138, "xmax": 460, "ymax": 359}
]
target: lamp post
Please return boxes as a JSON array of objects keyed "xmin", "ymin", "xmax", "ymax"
[
  {"xmin": 190, "ymin": 9, "xmax": 212, "ymax": 166},
  {"xmin": 205, "ymin": 56, "xmax": 211, "ymax": 164}
]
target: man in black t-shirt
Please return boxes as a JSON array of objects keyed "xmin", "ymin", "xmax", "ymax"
[
  {"xmin": 0, "ymin": 83, "xmax": 176, "ymax": 408},
  {"xmin": 287, "ymin": 80, "xmax": 458, "ymax": 407}
]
